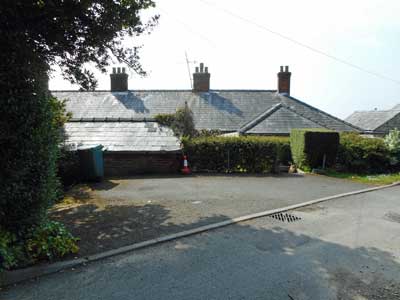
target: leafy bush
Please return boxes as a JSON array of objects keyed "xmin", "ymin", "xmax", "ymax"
[
  {"xmin": 57, "ymin": 148, "xmax": 80, "ymax": 189},
  {"xmin": 338, "ymin": 133, "xmax": 391, "ymax": 173},
  {"xmin": 195, "ymin": 129, "xmax": 223, "ymax": 137},
  {"xmin": 182, "ymin": 136, "xmax": 289, "ymax": 173},
  {"xmin": 384, "ymin": 128, "xmax": 400, "ymax": 151},
  {"xmin": 0, "ymin": 229, "xmax": 22, "ymax": 270},
  {"xmin": 0, "ymin": 221, "xmax": 79, "ymax": 271},
  {"xmin": 155, "ymin": 104, "xmax": 196, "ymax": 138},
  {"xmin": 154, "ymin": 113, "xmax": 176, "ymax": 127},
  {"xmin": 26, "ymin": 220, "xmax": 79, "ymax": 261},
  {"xmin": 384, "ymin": 129, "xmax": 400, "ymax": 166},
  {"xmin": 290, "ymin": 129, "xmax": 339, "ymax": 171}
]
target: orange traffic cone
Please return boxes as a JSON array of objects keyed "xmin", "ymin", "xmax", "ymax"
[{"xmin": 181, "ymin": 155, "xmax": 191, "ymax": 174}]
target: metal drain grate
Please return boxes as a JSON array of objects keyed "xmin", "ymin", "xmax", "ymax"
[{"xmin": 269, "ymin": 212, "xmax": 301, "ymax": 223}]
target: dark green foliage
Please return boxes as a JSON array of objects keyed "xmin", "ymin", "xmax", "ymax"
[
  {"xmin": 155, "ymin": 104, "xmax": 196, "ymax": 138},
  {"xmin": 1, "ymin": 0, "xmax": 156, "ymax": 243},
  {"xmin": 0, "ymin": 221, "xmax": 79, "ymax": 271},
  {"xmin": 1, "ymin": 0, "xmax": 158, "ymax": 90},
  {"xmin": 154, "ymin": 113, "xmax": 176, "ymax": 127},
  {"xmin": 290, "ymin": 129, "xmax": 339, "ymax": 171},
  {"xmin": 0, "ymin": 229, "xmax": 22, "ymax": 270},
  {"xmin": 57, "ymin": 149, "xmax": 80, "ymax": 189},
  {"xmin": 0, "ymin": 50, "xmax": 62, "ymax": 233},
  {"xmin": 182, "ymin": 136, "xmax": 289, "ymax": 173},
  {"xmin": 25, "ymin": 221, "xmax": 79, "ymax": 262},
  {"xmin": 277, "ymin": 139, "xmax": 292, "ymax": 165},
  {"xmin": 195, "ymin": 129, "xmax": 223, "ymax": 137},
  {"xmin": 337, "ymin": 133, "xmax": 391, "ymax": 174}
]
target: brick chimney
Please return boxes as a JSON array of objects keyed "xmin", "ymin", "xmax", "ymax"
[
  {"xmin": 110, "ymin": 67, "xmax": 128, "ymax": 92},
  {"xmin": 277, "ymin": 66, "xmax": 291, "ymax": 95},
  {"xmin": 193, "ymin": 63, "xmax": 210, "ymax": 92}
]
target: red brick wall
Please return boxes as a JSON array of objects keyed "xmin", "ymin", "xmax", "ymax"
[{"xmin": 104, "ymin": 152, "xmax": 181, "ymax": 176}]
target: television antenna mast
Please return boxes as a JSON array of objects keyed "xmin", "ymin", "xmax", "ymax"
[{"xmin": 185, "ymin": 51, "xmax": 197, "ymax": 88}]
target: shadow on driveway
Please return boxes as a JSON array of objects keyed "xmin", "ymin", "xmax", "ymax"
[{"xmin": 8, "ymin": 209, "xmax": 400, "ymax": 300}]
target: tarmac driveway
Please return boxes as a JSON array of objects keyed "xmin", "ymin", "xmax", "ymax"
[
  {"xmin": 50, "ymin": 174, "xmax": 370, "ymax": 257},
  {"xmin": 5, "ymin": 184, "xmax": 400, "ymax": 300},
  {"xmin": 91, "ymin": 173, "xmax": 370, "ymax": 217}
]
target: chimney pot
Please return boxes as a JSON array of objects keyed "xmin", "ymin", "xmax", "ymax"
[
  {"xmin": 193, "ymin": 63, "xmax": 210, "ymax": 92},
  {"xmin": 277, "ymin": 65, "xmax": 291, "ymax": 95},
  {"xmin": 110, "ymin": 66, "xmax": 129, "ymax": 92}
]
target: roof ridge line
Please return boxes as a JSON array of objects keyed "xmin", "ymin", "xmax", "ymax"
[
  {"xmin": 279, "ymin": 94, "xmax": 363, "ymax": 132},
  {"xmin": 238, "ymin": 103, "xmax": 282, "ymax": 133},
  {"xmin": 51, "ymin": 89, "xmax": 278, "ymax": 93}
]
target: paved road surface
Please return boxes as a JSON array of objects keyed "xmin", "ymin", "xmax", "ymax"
[{"xmin": 2, "ymin": 185, "xmax": 400, "ymax": 300}]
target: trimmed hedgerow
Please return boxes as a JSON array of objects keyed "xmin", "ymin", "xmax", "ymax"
[
  {"xmin": 57, "ymin": 148, "xmax": 80, "ymax": 189},
  {"xmin": 182, "ymin": 136, "xmax": 289, "ymax": 173},
  {"xmin": 0, "ymin": 56, "xmax": 64, "ymax": 234},
  {"xmin": 337, "ymin": 133, "xmax": 391, "ymax": 174},
  {"xmin": 290, "ymin": 129, "xmax": 339, "ymax": 171}
]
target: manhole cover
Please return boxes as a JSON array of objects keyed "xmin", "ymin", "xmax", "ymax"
[
  {"xmin": 384, "ymin": 212, "xmax": 400, "ymax": 224},
  {"xmin": 268, "ymin": 212, "xmax": 301, "ymax": 223}
]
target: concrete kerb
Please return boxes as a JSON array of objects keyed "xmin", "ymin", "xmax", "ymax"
[{"xmin": 1, "ymin": 181, "xmax": 399, "ymax": 287}]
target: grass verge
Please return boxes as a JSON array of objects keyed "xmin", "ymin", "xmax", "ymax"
[{"xmin": 324, "ymin": 170, "xmax": 400, "ymax": 185}]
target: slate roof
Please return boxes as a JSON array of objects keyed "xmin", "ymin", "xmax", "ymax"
[
  {"xmin": 64, "ymin": 121, "xmax": 181, "ymax": 152},
  {"xmin": 345, "ymin": 108, "xmax": 400, "ymax": 131},
  {"xmin": 54, "ymin": 90, "xmax": 358, "ymax": 134},
  {"xmin": 392, "ymin": 104, "xmax": 400, "ymax": 110},
  {"xmin": 240, "ymin": 104, "xmax": 324, "ymax": 134}
]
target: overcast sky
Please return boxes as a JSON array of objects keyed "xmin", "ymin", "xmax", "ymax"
[{"xmin": 49, "ymin": 0, "xmax": 400, "ymax": 119}]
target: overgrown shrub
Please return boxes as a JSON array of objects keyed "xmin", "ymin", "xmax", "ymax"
[
  {"xmin": 155, "ymin": 104, "xmax": 196, "ymax": 138},
  {"xmin": 0, "ymin": 229, "xmax": 22, "ymax": 270},
  {"xmin": 338, "ymin": 133, "xmax": 391, "ymax": 173},
  {"xmin": 384, "ymin": 128, "xmax": 400, "ymax": 151},
  {"xmin": 290, "ymin": 129, "xmax": 339, "ymax": 171},
  {"xmin": 182, "ymin": 136, "xmax": 289, "ymax": 173},
  {"xmin": 195, "ymin": 129, "xmax": 223, "ymax": 137},
  {"xmin": 384, "ymin": 129, "xmax": 400, "ymax": 166},
  {"xmin": 0, "ymin": 221, "xmax": 79, "ymax": 271},
  {"xmin": 26, "ymin": 220, "xmax": 79, "ymax": 261}
]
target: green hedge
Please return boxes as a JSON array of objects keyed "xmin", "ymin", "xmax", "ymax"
[
  {"xmin": 337, "ymin": 133, "xmax": 391, "ymax": 174},
  {"xmin": 0, "ymin": 55, "xmax": 63, "ymax": 234},
  {"xmin": 290, "ymin": 129, "xmax": 339, "ymax": 171},
  {"xmin": 57, "ymin": 148, "xmax": 80, "ymax": 189},
  {"xmin": 182, "ymin": 136, "xmax": 289, "ymax": 173}
]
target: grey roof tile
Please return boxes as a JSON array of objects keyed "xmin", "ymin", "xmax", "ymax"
[
  {"xmin": 245, "ymin": 106, "xmax": 324, "ymax": 134},
  {"xmin": 345, "ymin": 110, "xmax": 400, "ymax": 131},
  {"xmin": 64, "ymin": 122, "xmax": 181, "ymax": 152},
  {"xmin": 54, "ymin": 90, "xmax": 358, "ymax": 134}
]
